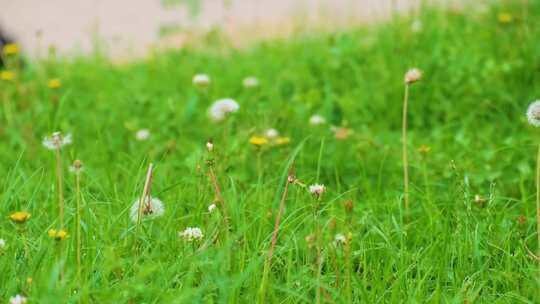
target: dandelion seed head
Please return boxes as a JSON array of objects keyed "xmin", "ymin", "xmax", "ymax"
[
  {"xmin": 208, "ymin": 203, "xmax": 217, "ymax": 213},
  {"xmin": 135, "ymin": 129, "xmax": 151, "ymax": 141},
  {"xmin": 206, "ymin": 141, "xmax": 214, "ymax": 152},
  {"xmin": 9, "ymin": 294, "xmax": 27, "ymax": 304},
  {"xmin": 527, "ymin": 100, "xmax": 540, "ymax": 127},
  {"xmin": 264, "ymin": 128, "xmax": 279, "ymax": 139},
  {"xmin": 179, "ymin": 227, "xmax": 204, "ymax": 241},
  {"xmin": 42, "ymin": 132, "xmax": 72, "ymax": 150},
  {"xmin": 309, "ymin": 115, "xmax": 326, "ymax": 126},
  {"xmin": 129, "ymin": 196, "xmax": 165, "ymax": 223},
  {"xmin": 193, "ymin": 74, "xmax": 210, "ymax": 87},
  {"xmin": 334, "ymin": 233, "xmax": 346, "ymax": 244},
  {"xmin": 209, "ymin": 98, "xmax": 239, "ymax": 122},
  {"xmin": 0, "ymin": 238, "xmax": 6, "ymax": 248},
  {"xmin": 404, "ymin": 68, "xmax": 422, "ymax": 84},
  {"xmin": 243, "ymin": 76, "xmax": 259, "ymax": 88},
  {"xmin": 309, "ymin": 184, "xmax": 326, "ymax": 196}
]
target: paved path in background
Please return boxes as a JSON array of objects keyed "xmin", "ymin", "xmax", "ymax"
[{"xmin": 0, "ymin": 0, "xmax": 419, "ymax": 58}]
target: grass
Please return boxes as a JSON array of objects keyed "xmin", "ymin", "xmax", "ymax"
[{"xmin": 1, "ymin": 1, "xmax": 540, "ymax": 302}]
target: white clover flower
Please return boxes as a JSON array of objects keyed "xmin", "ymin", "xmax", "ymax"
[
  {"xmin": 179, "ymin": 227, "xmax": 204, "ymax": 241},
  {"xmin": 334, "ymin": 233, "xmax": 346, "ymax": 244},
  {"xmin": 404, "ymin": 68, "xmax": 422, "ymax": 84},
  {"xmin": 242, "ymin": 76, "xmax": 259, "ymax": 88},
  {"xmin": 309, "ymin": 184, "xmax": 326, "ymax": 196},
  {"xmin": 527, "ymin": 100, "xmax": 540, "ymax": 127},
  {"xmin": 264, "ymin": 128, "xmax": 279, "ymax": 139},
  {"xmin": 42, "ymin": 132, "xmax": 72, "ymax": 150},
  {"xmin": 193, "ymin": 73, "xmax": 210, "ymax": 87},
  {"xmin": 135, "ymin": 129, "xmax": 151, "ymax": 141},
  {"xmin": 129, "ymin": 196, "xmax": 165, "ymax": 223},
  {"xmin": 411, "ymin": 19, "xmax": 423, "ymax": 33},
  {"xmin": 9, "ymin": 295, "xmax": 27, "ymax": 304},
  {"xmin": 309, "ymin": 115, "xmax": 326, "ymax": 126},
  {"xmin": 0, "ymin": 238, "xmax": 6, "ymax": 249},
  {"xmin": 209, "ymin": 98, "xmax": 240, "ymax": 122},
  {"xmin": 208, "ymin": 203, "xmax": 217, "ymax": 213}
]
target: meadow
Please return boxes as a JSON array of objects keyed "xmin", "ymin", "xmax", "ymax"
[{"xmin": 1, "ymin": 1, "xmax": 540, "ymax": 303}]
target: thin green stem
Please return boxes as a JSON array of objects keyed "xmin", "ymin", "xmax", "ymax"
[{"xmin": 402, "ymin": 84, "xmax": 410, "ymax": 215}]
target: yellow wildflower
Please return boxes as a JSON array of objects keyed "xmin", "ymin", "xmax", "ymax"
[
  {"xmin": 417, "ymin": 144, "xmax": 432, "ymax": 154},
  {"xmin": 47, "ymin": 78, "xmax": 62, "ymax": 89},
  {"xmin": 0, "ymin": 70, "xmax": 15, "ymax": 81},
  {"xmin": 2, "ymin": 43, "xmax": 19, "ymax": 56},
  {"xmin": 498, "ymin": 13, "xmax": 513, "ymax": 24},
  {"xmin": 276, "ymin": 137, "xmax": 291, "ymax": 145},
  {"xmin": 9, "ymin": 211, "xmax": 31, "ymax": 223},
  {"xmin": 48, "ymin": 229, "xmax": 68, "ymax": 240},
  {"xmin": 249, "ymin": 136, "xmax": 269, "ymax": 146}
]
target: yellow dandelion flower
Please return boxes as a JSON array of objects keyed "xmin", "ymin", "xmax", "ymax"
[
  {"xmin": 0, "ymin": 70, "xmax": 15, "ymax": 81},
  {"xmin": 2, "ymin": 43, "xmax": 19, "ymax": 56},
  {"xmin": 276, "ymin": 137, "xmax": 291, "ymax": 145},
  {"xmin": 417, "ymin": 144, "xmax": 432, "ymax": 154},
  {"xmin": 249, "ymin": 136, "xmax": 269, "ymax": 146},
  {"xmin": 498, "ymin": 13, "xmax": 513, "ymax": 24},
  {"xmin": 48, "ymin": 229, "xmax": 68, "ymax": 240},
  {"xmin": 9, "ymin": 211, "xmax": 31, "ymax": 223},
  {"xmin": 47, "ymin": 78, "xmax": 62, "ymax": 89},
  {"xmin": 47, "ymin": 229, "xmax": 57, "ymax": 238}
]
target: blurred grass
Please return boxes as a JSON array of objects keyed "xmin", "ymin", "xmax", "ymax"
[{"xmin": 1, "ymin": 1, "xmax": 540, "ymax": 303}]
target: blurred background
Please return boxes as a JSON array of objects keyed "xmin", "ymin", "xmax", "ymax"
[{"xmin": 0, "ymin": 0, "xmax": 433, "ymax": 59}]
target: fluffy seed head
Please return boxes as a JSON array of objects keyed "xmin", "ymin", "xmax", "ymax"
[
  {"xmin": 264, "ymin": 128, "xmax": 279, "ymax": 139},
  {"xmin": 334, "ymin": 233, "xmax": 346, "ymax": 244},
  {"xmin": 135, "ymin": 129, "xmax": 151, "ymax": 141},
  {"xmin": 129, "ymin": 196, "xmax": 165, "ymax": 223},
  {"xmin": 309, "ymin": 115, "xmax": 326, "ymax": 126},
  {"xmin": 209, "ymin": 98, "xmax": 240, "ymax": 122},
  {"xmin": 206, "ymin": 141, "xmax": 214, "ymax": 152},
  {"xmin": 193, "ymin": 74, "xmax": 210, "ymax": 87},
  {"xmin": 208, "ymin": 203, "xmax": 217, "ymax": 213},
  {"xmin": 0, "ymin": 238, "xmax": 6, "ymax": 249},
  {"xmin": 527, "ymin": 100, "xmax": 540, "ymax": 127},
  {"xmin": 179, "ymin": 227, "xmax": 204, "ymax": 241},
  {"xmin": 243, "ymin": 76, "xmax": 259, "ymax": 88},
  {"xmin": 42, "ymin": 132, "xmax": 72, "ymax": 150},
  {"xmin": 309, "ymin": 184, "xmax": 326, "ymax": 196},
  {"xmin": 9, "ymin": 294, "xmax": 27, "ymax": 304},
  {"xmin": 404, "ymin": 68, "xmax": 422, "ymax": 84}
]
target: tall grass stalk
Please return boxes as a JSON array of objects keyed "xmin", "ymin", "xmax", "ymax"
[
  {"xmin": 73, "ymin": 160, "xmax": 83, "ymax": 285},
  {"xmin": 402, "ymin": 83, "xmax": 410, "ymax": 214},
  {"xmin": 135, "ymin": 163, "xmax": 154, "ymax": 234}
]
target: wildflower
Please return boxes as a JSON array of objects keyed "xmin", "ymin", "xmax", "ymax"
[
  {"xmin": 526, "ymin": 100, "xmax": 540, "ymax": 127},
  {"xmin": 48, "ymin": 229, "xmax": 68, "ymax": 240},
  {"xmin": 417, "ymin": 144, "xmax": 432, "ymax": 154},
  {"xmin": 343, "ymin": 199, "xmax": 353, "ymax": 212},
  {"xmin": 9, "ymin": 294, "xmax": 27, "ymax": 304},
  {"xmin": 276, "ymin": 137, "xmax": 291, "ymax": 145},
  {"xmin": 404, "ymin": 68, "xmax": 422, "ymax": 84},
  {"xmin": 47, "ymin": 78, "xmax": 62, "ymax": 89},
  {"xmin": 9, "ymin": 211, "xmax": 31, "ymax": 223},
  {"xmin": 193, "ymin": 73, "xmax": 210, "ymax": 87},
  {"xmin": 411, "ymin": 19, "xmax": 422, "ymax": 33},
  {"xmin": 309, "ymin": 184, "xmax": 326, "ymax": 196},
  {"xmin": 249, "ymin": 136, "xmax": 269, "ymax": 146},
  {"xmin": 498, "ymin": 13, "xmax": 513, "ymax": 24},
  {"xmin": 42, "ymin": 132, "xmax": 72, "ymax": 150},
  {"xmin": 69, "ymin": 159, "xmax": 83, "ymax": 174},
  {"xmin": 243, "ymin": 76, "xmax": 259, "ymax": 88},
  {"xmin": 206, "ymin": 141, "xmax": 214, "ymax": 152},
  {"xmin": 309, "ymin": 114, "xmax": 326, "ymax": 126},
  {"xmin": 178, "ymin": 227, "xmax": 204, "ymax": 241},
  {"xmin": 2, "ymin": 43, "xmax": 19, "ymax": 56},
  {"xmin": 0, "ymin": 238, "xmax": 6, "ymax": 249},
  {"xmin": 26, "ymin": 277, "xmax": 32, "ymax": 285},
  {"xmin": 264, "ymin": 128, "xmax": 279, "ymax": 139},
  {"xmin": 474, "ymin": 195, "xmax": 487, "ymax": 207},
  {"xmin": 1, "ymin": 70, "xmax": 15, "ymax": 81},
  {"xmin": 129, "ymin": 196, "xmax": 165, "ymax": 223},
  {"xmin": 135, "ymin": 129, "xmax": 151, "ymax": 141},
  {"xmin": 208, "ymin": 98, "xmax": 240, "ymax": 122},
  {"xmin": 331, "ymin": 126, "xmax": 353, "ymax": 140},
  {"xmin": 334, "ymin": 233, "xmax": 346, "ymax": 245},
  {"xmin": 208, "ymin": 203, "xmax": 217, "ymax": 213}
]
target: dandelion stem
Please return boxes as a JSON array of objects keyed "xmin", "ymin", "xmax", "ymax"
[
  {"xmin": 54, "ymin": 146, "xmax": 65, "ymax": 280},
  {"xmin": 535, "ymin": 135, "xmax": 540, "ymax": 289},
  {"xmin": 314, "ymin": 196, "xmax": 323, "ymax": 304},
  {"xmin": 207, "ymin": 163, "xmax": 230, "ymax": 230},
  {"xmin": 75, "ymin": 165, "xmax": 82, "ymax": 285},
  {"xmin": 402, "ymin": 83, "xmax": 410, "ymax": 215}
]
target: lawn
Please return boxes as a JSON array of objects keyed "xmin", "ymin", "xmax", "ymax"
[{"xmin": 1, "ymin": 1, "xmax": 540, "ymax": 303}]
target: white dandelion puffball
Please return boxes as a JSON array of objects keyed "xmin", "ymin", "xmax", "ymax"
[
  {"xmin": 206, "ymin": 141, "xmax": 214, "ymax": 151},
  {"xmin": 527, "ymin": 100, "xmax": 540, "ymax": 127},
  {"xmin": 309, "ymin": 184, "xmax": 326, "ymax": 196},
  {"xmin": 264, "ymin": 128, "xmax": 279, "ymax": 139},
  {"xmin": 193, "ymin": 73, "xmax": 210, "ymax": 87},
  {"xmin": 9, "ymin": 295, "xmax": 27, "ymax": 304},
  {"xmin": 0, "ymin": 238, "xmax": 5, "ymax": 248},
  {"xmin": 209, "ymin": 98, "xmax": 240, "ymax": 122},
  {"xmin": 404, "ymin": 68, "xmax": 422, "ymax": 84},
  {"xmin": 243, "ymin": 76, "xmax": 259, "ymax": 88},
  {"xmin": 42, "ymin": 132, "xmax": 72, "ymax": 150},
  {"xmin": 309, "ymin": 115, "xmax": 326, "ymax": 126},
  {"xmin": 135, "ymin": 129, "xmax": 151, "ymax": 141},
  {"xmin": 129, "ymin": 196, "xmax": 165, "ymax": 223},
  {"xmin": 179, "ymin": 227, "xmax": 204, "ymax": 241},
  {"xmin": 334, "ymin": 233, "xmax": 346, "ymax": 244},
  {"xmin": 208, "ymin": 203, "xmax": 217, "ymax": 213}
]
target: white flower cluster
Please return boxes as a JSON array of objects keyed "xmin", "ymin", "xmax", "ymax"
[{"xmin": 179, "ymin": 227, "xmax": 204, "ymax": 241}]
